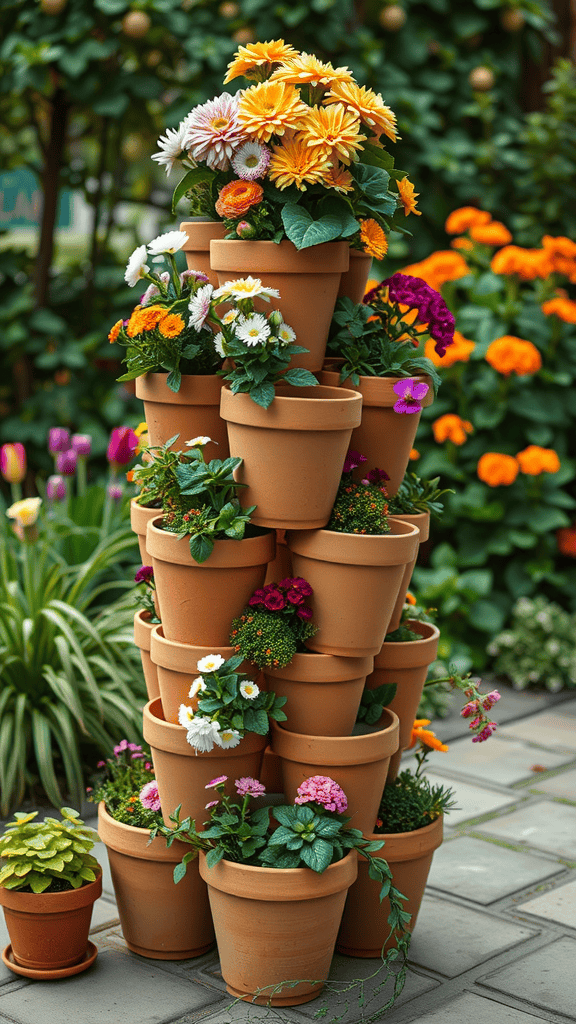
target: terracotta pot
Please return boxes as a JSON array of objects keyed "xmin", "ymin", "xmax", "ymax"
[
  {"xmin": 287, "ymin": 522, "xmax": 420, "ymax": 656},
  {"xmin": 199, "ymin": 849, "xmax": 357, "ymax": 1005},
  {"xmin": 365, "ymin": 620, "xmax": 440, "ymax": 782},
  {"xmin": 143, "ymin": 698, "xmax": 267, "ymax": 828},
  {"xmin": 386, "ymin": 512, "xmax": 430, "ymax": 632},
  {"xmin": 319, "ymin": 369, "xmax": 434, "ymax": 496},
  {"xmin": 337, "ymin": 815, "xmax": 443, "ymax": 956},
  {"xmin": 0, "ymin": 872, "xmax": 102, "ymax": 971},
  {"xmin": 337, "ymin": 250, "xmax": 372, "ymax": 304},
  {"xmin": 262, "ymin": 653, "xmax": 373, "ymax": 737},
  {"xmin": 134, "ymin": 610, "xmax": 160, "ymax": 702},
  {"xmin": 180, "ymin": 219, "xmax": 227, "ymax": 287},
  {"xmin": 150, "ymin": 625, "xmax": 253, "ymax": 725},
  {"xmin": 264, "ymin": 529, "xmax": 293, "ymax": 585},
  {"xmin": 97, "ymin": 803, "xmax": 214, "ymax": 959},
  {"xmin": 135, "ymin": 373, "xmax": 229, "ymax": 455},
  {"xmin": 260, "ymin": 746, "xmax": 284, "ymax": 793},
  {"xmin": 130, "ymin": 498, "xmax": 160, "ymax": 565},
  {"xmin": 210, "ymin": 239, "xmax": 349, "ymax": 371},
  {"xmin": 147, "ymin": 516, "xmax": 275, "ymax": 646},
  {"xmin": 270, "ymin": 710, "xmax": 399, "ymax": 835},
  {"xmin": 220, "ymin": 385, "xmax": 362, "ymax": 530}
]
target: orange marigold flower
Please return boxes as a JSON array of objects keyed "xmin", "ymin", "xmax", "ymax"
[
  {"xmin": 108, "ymin": 319, "xmax": 123, "ymax": 344},
  {"xmin": 432, "ymin": 414, "xmax": 473, "ymax": 445},
  {"xmin": 402, "ymin": 251, "xmax": 468, "ymax": 290},
  {"xmin": 405, "ymin": 591, "xmax": 417, "ymax": 605},
  {"xmin": 541, "ymin": 235, "xmax": 576, "ymax": 259},
  {"xmin": 451, "ymin": 236, "xmax": 474, "ymax": 251},
  {"xmin": 557, "ymin": 524, "xmax": 576, "ymax": 558},
  {"xmin": 237, "ymin": 80, "xmax": 309, "ymax": 143},
  {"xmin": 323, "ymin": 80, "xmax": 397, "ymax": 143},
  {"xmin": 126, "ymin": 469, "xmax": 135, "ymax": 483},
  {"xmin": 158, "ymin": 313, "xmax": 185, "ymax": 338},
  {"xmin": 397, "ymin": 176, "xmax": 421, "ymax": 217},
  {"xmin": 297, "ymin": 103, "xmax": 366, "ymax": 166},
  {"xmin": 138, "ymin": 305, "xmax": 170, "ymax": 332},
  {"xmin": 126, "ymin": 308, "xmax": 147, "ymax": 337},
  {"xmin": 541, "ymin": 297, "xmax": 576, "ymax": 323},
  {"xmin": 516, "ymin": 445, "xmax": 561, "ymax": 476},
  {"xmin": 445, "ymin": 207, "xmax": 492, "ymax": 234},
  {"xmin": 409, "ymin": 448, "xmax": 420, "ymax": 460},
  {"xmin": 477, "ymin": 453, "xmax": 519, "ymax": 487},
  {"xmin": 215, "ymin": 179, "xmax": 264, "ymax": 218},
  {"xmin": 469, "ymin": 221, "xmax": 513, "ymax": 246},
  {"xmin": 268, "ymin": 136, "xmax": 332, "ymax": 191},
  {"xmin": 490, "ymin": 246, "xmax": 552, "ymax": 281},
  {"xmin": 359, "ymin": 219, "xmax": 388, "ymax": 260},
  {"xmin": 323, "ymin": 162, "xmax": 354, "ymax": 193},
  {"xmin": 425, "ymin": 330, "xmax": 475, "ymax": 367},
  {"xmin": 223, "ymin": 39, "xmax": 298, "ymax": 84},
  {"xmin": 485, "ymin": 336, "xmax": 542, "ymax": 376}
]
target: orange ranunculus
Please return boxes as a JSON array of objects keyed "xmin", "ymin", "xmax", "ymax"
[
  {"xmin": 432, "ymin": 414, "xmax": 473, "ymax": 445},
  {"xmin": 541, "ymin": 297, "xmax": 576, "ymax": 323},
  {"xmin": 158, "ymin": 313, "xmax": 185, "ymax": 338},
  {"xmin": 108, "ymin": 319, "xmax": 123, "ymax": 344},
  {"xmin": 490, "ymin": 245, "xmax": 552, "ymax": 281},
  {"xmin": 359, "ymin": 219, "xmax": 388, "ymax": 260},
  {"xmin": 557, "ymin": 524, "xmax": 576, "ymax": 558},
  {"xmin": 451, "ymin": 236, "xmax": 474, "ymax": 251},
  {"xmin": 425, "ymin": 330, "xmax": 475, "ymax": 367},
  {"xmin": 469, "ymin": 221, "xmax": 513, "ymax": 246},
  {"xmin": 477, "ymin": 453, "xmax": 519, "ymax": 487},
  {"xmin": 516, "ymin": 445, "xmax": 561, "ymax": 476},
  {"xmin": 215, "ymin": 179, "xmax": 264, "ymax": 218},
  {"xmin": 485, "ymin": 336, "xmax": 542, "ymax": 376},
  {"xmin": 402, "ymin": 251, "xmax": 469, "ymax": 290},
  {"xmin": 445, "ymin": 207, "xmax": 491, "ymax": 234}
]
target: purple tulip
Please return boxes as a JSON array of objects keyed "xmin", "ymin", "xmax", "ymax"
[
  {"xmin": 106, "ymin": 426, "xmax": 138, "ymax": 467},
  {"xmin": 107, "ymin": 483, "xmax": 123, "ymax": 502},
  {"xmin": 48, "ymin": 427, "xmax": 71, "ymax": 455},
  {"xmin": 71, "ymin": 434, "xmax": 92, "ymax": 457},
  {"xmin": 46, "ymin": 475, "xmax": 67, "ymax": 501},
  {"xmin": 56, "ymin": 449, "xmax": 78, "ymax": 475}
]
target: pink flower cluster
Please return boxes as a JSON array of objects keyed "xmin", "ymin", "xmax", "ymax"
[
  {"xmin": 113, "ymin": 739, "xmax": 144, "ymax": 757},
  {"xmin": 248, "ymin": 578, "xmax": 314, "ymax": 621},
  {"xmin": 139, "ymin": 780, "xmax": 161, "ymax": 812},
  {"xmin": 235, "ymin": 777, "xmax": 266, "ymax": 797},
  {"xmin": 460, "ymin": 688, "xmax": 501, "ymax": 742},
  {"xmin": 295, "ymin": 776, "xmax": 348, "ymax": 814}
]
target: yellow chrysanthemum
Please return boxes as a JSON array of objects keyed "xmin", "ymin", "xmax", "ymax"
[
  {"xmin": 223, "ymin": 40, "xmax": 298, "ymax": 84},
  {"xmin": 237, "ymin": 80, "xmax": 309, "ymax": 143},
  {"xmin": 360, "ymin": 219, "xmax": 388, "ymax": 260},
  {"xmin": 398, "ymin": 177, "xmax": 422, "ymax": 217},
  {"xmin": 268, "ymin": 136, "xmax": 332, "ymax": 191},
  {"xmin": 322, "ymin": 162, "xmax": 354, "ymax": 193},
  {"xmin": 298, "ymin": 103, "xmax": 366, "ymax": 165},
  {"xmin": 324, "ymin": 81, "xmax": 397, "ymax": 143},
  {"xmin": 270, "ymin": 52, "xmax": 354, "ymax": 87}
]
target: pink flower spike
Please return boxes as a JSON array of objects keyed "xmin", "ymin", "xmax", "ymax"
[
  {"xmin": 481, "ymin": 690, "xmax": 501, "ymax": 710},
  {"xmin": 205, "ymin": 775, "xmax": 228, "ymax": 789},
  {"xmin": 460, "ymin": 701, "xmax": 479, "ymax": 719}
]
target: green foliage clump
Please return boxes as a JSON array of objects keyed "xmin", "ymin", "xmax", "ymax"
[
  {"xmin": 230, "ymin": 609, "xmax": 317, "ymax": 669},
  {"xmin": 357, "ymin": 683, "xmax": 397, "ymax": 726},
  {"xmin": 88, "ymin": 743, "xmax": 161, "ymax": 830},
  {"xmin": 389, "ymin": 473, "xmax": 453, "ymax": 518},
  {"xmin": 489, "ymin": 595, "xmax": 576, "ymax": 691},
  {"xmin": 328, "ymin": 478, "xmax": 390, "ymax": 535},
  {"xmin": 385, "ymin": 625, "xmax": 422, "ymax": 643},
  {"xmin": 0, "ymin": 808, "xmax": 100, "ymax": 894},
  {"xmin": 376, "ymin": 771, "xmax": 456, "ymax": 835}
]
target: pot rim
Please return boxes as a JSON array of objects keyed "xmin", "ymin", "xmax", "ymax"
[
  {"xmin": 220, "ymin": 384, "xmax": 362, "ymax": 432},
  {"xmin": 270, "ymin": 709, "xmax": 399, "ymax": 764},
  {"xmin": 130, "ymin": 497, "xmax": 161, "ymax": 534},
  {"xmin": 146, "ymin": 516, "xmax": 276, "ymax": 569},
  {"xmin": 97, "ymin": 802, "xmax": 189, "ymax": 862},
  {"xmin": 143, "ymin": 697, "xmax": 268, "ymax": 758},
  {"xmin": 150, "ymin": 624, "xmax": 236, "ymax": 670},
  {"xmin": 262, "ymin": 651, "xmax": 374, "ymax": 683},
  {"xmin": 198, "ymin": 847, "xmax": 357, "ymax": 901},
  {"xmin": 318, "ymin": 369, "xmax": 434, "ymax": 409},
  {"xmin": 134, "ymin": 609, "xmax": 155, "ymax": 651},
  {"xmin": 388, "ymin": 511, "xmax": 431, "ymax": 544},
  {"xmin": 377, "ymin": 620, "xmax": 440, "ymax": 668},
  {"xmin": 361, "ymin": 814, "xmax": 443, "ymax": 862},
  {"xmin": 179, "ymin": 219, "xmax": 227, "ymax": 250},
  {"xmin": 135, "ymin": 372, "xmax": 225, "ymax": 406},
  {"xmin": 209, "ymin": 238, "xmax": 350, "ymax": 274},
  {"xmin": 0, "ymin": 870, "xmax": 102, "ymax": 913},
  {"xmin": 286, "ymin": 521, "xmax": 420, "ymax": 566}
]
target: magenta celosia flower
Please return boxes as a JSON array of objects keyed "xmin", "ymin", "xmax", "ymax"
[
  {"xmin": 295, "ymin": 776, "xmax": 348, "ymax": 814},
  {"xmin": 343, "ymin": 449, "xmax": 367, "ymax": 474},
  {"xmin": 365, "ymin": 273, "xmax": 456, "ymax": 357},
  {"xmin": 472, "ymin": 722, "xmax": 497, "ymax": 743},
  {"xmin": 392, "ymin": 378, "xmax": 430, "ymax": 414},
  {"xmin": 48, "ymin": 427, "xmax": 71, "ymax": 455},
  {"xmin": 140, "ymin": 780, "xmax": 161, "ymax": 812},
  {"xmin": 56, "ymin": 449, "xmax": 77, "ymax": 476},
  {"xmin": 481, "ymin": 690, "xmax": 501, "ymax": 710},
  {"xmin": 1, "ymin": 443, "xmax": 26, "ymax": 485},
  {"xmin": 135, "ymin": 565, "xmax": 154, "ymax": 584},
  {"xmin": 107, "ymin": 426, "xmax": 138, "ymax": 467},
  {"xmin": 71, "ymin": 434, "xmax": 92, "ymax": 457},
  {"xmin": 263, "ymin": 588, "xmax": 286, "ymax": 611},
  {"xmin": 235, "ymin": 777, "xmax": 266, "ymax": 797},
  {"xmin": 205, "ymin": 775, "xmax": 228, "ymax": 789}
]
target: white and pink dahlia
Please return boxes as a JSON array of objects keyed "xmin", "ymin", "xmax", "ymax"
[
  {"xmin": 231, "ymin": 141, "xmax": 271, "ymax": 180},
  {"xmin": 182, "ymin": 93, "xmax": 248, "ymax": 172}
]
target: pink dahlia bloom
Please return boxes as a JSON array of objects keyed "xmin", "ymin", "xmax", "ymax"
[
  {"xmin": 183, "ymin": 93, "xmax": 247, "ymax": 172},
  {"xmin": 139, "ymin": 780, "xmax": 161, "ymax": 812},
  {"xmin": 295, "ymin": 776, "xmax": 348, "ymax": 814}
]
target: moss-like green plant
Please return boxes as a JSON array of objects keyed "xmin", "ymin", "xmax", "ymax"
[
  {"xmin": 88, "ymin": 742, "xmax": 161, "ymax": 830},
  {"xmin": 376, "ymin": 771, "xmax": 456, "ymax": 834},
  {"xmin": 230, "ymin": 579, "xmax": 318, "ymax": 670},
  {"xmin": 327, "ymin": 479, "xmax": 390, "ymax": 535},
  {"xmin": 0, "ymin": 808, "xmax": 100, "ymax": 894},
  {"xmin": 384, "ymin": 624, "xmax": 422, "ymax": 643}
]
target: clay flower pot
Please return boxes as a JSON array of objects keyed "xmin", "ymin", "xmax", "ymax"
[
  {"xmin": 287, "ymin": 521, "xmax": 420, "ymax": 656},
  {"xmin": 97, "ymin": 803, "xmax": 214, "ymax": 959},
  {"xmin": 386, "ymin": 511, "xmax": 430, "ymax": 633},
  {"xmin": 135, "ymin": 373, "xmax": 229, "ymax": 455},
  {"xmin": 134, "ymin": 610, "xmax": 160, "ymax": 702},
  {"xmin": 319, "ymin": 369, "xmax": 434, "ymax": 496},
  {"xmin": 199, "ymin": 849, "xmax": 357, "ymax": 1005},
  {"xmin": 337, "ymin": 250, "xmax": 372, "ymax": 304},
  {"xmin": 180, "ymin": 219, "xmax": 227, "ymax": 287},
  {"xmin": 262, "ymin": 652, "xmax": 374, "ymax": 737},
  {"xmin": 130, "ymin": 498, "xmax": 160, "ymax": 565},
  {"xmin": 270, "ymin": 710, "xmax": 399, "ymax": 835},
  {"xmin": 365, "ymin": 619, "xmax": 440, "ymax": 782},
  {"xmin": 0, "ymin": 871, "xmax": 102, "ymax": 972},
  {"xmin": 210, "ymin": 239, "xmax": 349, "ymax": 371},
  {"xmin": 337, "ymin": 815, "xmax": 443, "ymax": 956},
  {"xmin": 143, "ymin": 698, "xmax": 267, "ymax": 828},
  {"xmin": 220, "ymin": 385, "xmax": 362, "ymax": 530},
  {"xmin": 146, "ymin": 516, "xmax": 275, "ymax": 646},
  {"xmin": 264, "ymin": 529, "xmax": 293, "ymax": 585}
]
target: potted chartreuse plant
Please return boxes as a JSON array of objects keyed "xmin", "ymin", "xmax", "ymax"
[
  {"xmin": 90, "ymin": 741, "xmax": 214, "ymax": 960},
  {"xmin": 0, "ymin": 808, "xmax": 101, "ymax": 979},
  {"xmin": 152, "ymin": 774, "xmax": 410, "ymax": 1007}
]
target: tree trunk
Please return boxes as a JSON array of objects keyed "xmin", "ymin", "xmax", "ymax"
[{"xmin": 34, "ymin": 87, "xmax": 69, "ymax": 309}]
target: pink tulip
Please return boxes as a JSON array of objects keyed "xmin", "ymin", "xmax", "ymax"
[
  {"xmin": 56, "ymin": 449, "xmax": 77, "ymax": 476},
  {"xmin": 48, "ymin": 427, "xmax": 71, "ymax": 454},
  {"xmin": 1, "ymin": 443, "xmax": 26, "ymax": 484},
  {"xmin": 71, "ymin": 434, "xmax": 92, "ymax": 457},
  {"xmin": 46, "ymin": 475, "xmax": 67, "ymax": 501},
  {"xmin": 106, "ymin": 427, "xmax": 138, "ymax": 467}
]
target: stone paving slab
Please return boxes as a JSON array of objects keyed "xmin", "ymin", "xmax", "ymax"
[
  {"xmin": 475, "ymin": 800, "xmax": 576, "ymax": 861},
  {"xmin": 424, "ymin": 773, "xmax": 520, "ymax": 825},
  {"xmin": 551, "ymin": 698, "xmax": 576, "ymax": 717},
  {"xmin": 424, "ymin": 735, "xmax": 575, "ymax": 787},
  {"xmin": 479, "ymin": 936, "xmax": 576, "ymax": 1019},
  {"xmin": 90, "ymin": 897, "xmax": 120, "ymax": 933},
  {"xmin": 513, "ymin": 878, "xmax": 576, "ymax": 928},
  {"xmin": 498, "ymin": 712, "xmax": 576, "ymax": 752},
  {"xmin": 427, "ymin": 836, "xmax": 565, "ymax": 904},
  {"xmin": 401, "ymin": 991, "xmax": 554, "ymax": 1023},
  {"xmin": 529, "ymin": 767, "xmax": 576, "ymax": 801}
]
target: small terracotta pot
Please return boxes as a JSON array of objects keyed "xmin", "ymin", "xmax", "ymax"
[
  {"xmin": 0, "ymin": 872, "xmax": 102, "ymax": 971},
  {"xmin": 220, "ymin": 385, "xmax": 362, "ymax": 530},
  {"xmin": 135, "ymin": 373, "xmax": 229, "ymax": 455},
  {"xmin": 134, "ymin": 610, "xmax": 160, "ymax": 702},
  {"xmin": 199, "ymin": 849, "xmax": 357, "ymax": 1005},
  {"xmin": 365, "ymin": 620, "xmax": 440, "ymax": 782},
  {"xmin": 260, "ymin": 746, "xmax": 284, "ymax": 793},
  {"xmin": 386, "ymin": 512, "xmax": 430, "ymax": 633},
  {"xmin": 287, "ymin": 522, "xmax": 420, "ymax": 656},
  {"xmin": 262, "ymin": 653, "xmax": 373, "ymax": 737},
  {"xmin": 150, "ymin": 625, "xmax": 252, "ymax": 725},
  {"xmin": 337, "ymin": 815, "xmax": 443, "ymax": 956},
  {"xmin": 210, "ymin": 239, "xmax": 349, "ymax": 371},
  {"xmin": 130, "ymin": 498, "xmax": 160, "ymax": 565},
  {"xmin": 97, "ymin": 803, "xmax": 214, "ymax": 959},
  {"xmin": 143, "ymin": 698, "xmax": 267, "ymax": 828},
  {"xmin": 264, "ymin": 530, "xmax": 293, "ymax": 585},
  {"xmin": 147, "ymin": 516, "xmax": 275, "ymax": 646},
  {"xmin": 337, "ymin": 250, "xmax": 372, "ymax": 304},
  {"xmin": 319, "ymin": 369, "xmax": 434, "ymax": 496},
  {"xmin": 270, "ymin": 710, "xmax": 399, "ymax": 835},
  {"xmin": 180, "ymin": 219, "xmax": 227, "ymax": 287}
]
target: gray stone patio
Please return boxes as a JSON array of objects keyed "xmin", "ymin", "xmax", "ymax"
[{"xmin": 1, "ymin": 684, "xmax": 575, "ymax": 1024}]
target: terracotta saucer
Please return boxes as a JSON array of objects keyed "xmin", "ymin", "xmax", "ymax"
[{"xmin": 1, "ymin": 941, "xmax": 98, "ymax": 979}]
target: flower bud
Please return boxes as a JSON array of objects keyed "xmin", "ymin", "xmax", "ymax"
[
  {"xmin": 236, "ymin": 220, "xmax": 256, "ymax": 239},
  {"xmin": 56, "ymin": 449, "xmax": 77, "ymax": 476},
  {"xmin": 1, "ymin": 443, "xmax": 26, "ymax": 484},
  {"xmin": 48, "ymin": 427, "xmax": 71, "ymax": 455},
  {"xmin": 107, "ymin": 483, "xmax": 123, "ymax": 502},
  {"xmin": 46, "ymin": 475, "xmax": 67, "ymax": 501},
  {"xmin": 107, "ymin": 426, "xmax": 138, "ymax": 467},
  {"xmin": 71, "ymin": 433, "xmax": 92, "ymax": 457},
  {"xmin": 268, "ymin": 309, "xmax": 284, "ymax": 329}
]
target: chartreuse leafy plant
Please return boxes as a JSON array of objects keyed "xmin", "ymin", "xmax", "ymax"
[{"xmin": 0, "ymin": 808, "xmax": 100, "ymax": 894}]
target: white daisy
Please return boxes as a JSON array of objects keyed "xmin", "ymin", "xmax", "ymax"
[
  {"xmin": 239, "ymin": 681, "xmax": 260, "ymax": 700},
  {"xmin": 186, "ymin": 716, "xmax": 221, "ymax": 753},
  {"xmin": 188, "ymin": 283, "xmax": 214, "ymax": 332},
  {"xmin": 231, "ymin": 141, "xmax": 271, "ymax": 181},
  {"xmin": 276, "ymin": 322, "xmax": 296, "ymax": 346},
  {"xmin": 214, "ymin": 728, "xmax": 242, "ymax": 749},
  {"xmin": 151, "ymin": 122, "xmax": 189, "ymax": 176},
  {"xmin": 197, "ymin": 653, "xmax": 226, "ymax": 674},
  {"xmin": 125, "ymin": 244, "xmax": 150, "ymax": 288},
  {"xmin": 213, "ymin": 276, "xmax": 280, "ymax": 301},
  {"xmin": 185, "ymin": 436, "xmax": 213, "ymax": 448},
  {"xmin": 213, "ymin": 333, "xmax": 226, "ymax": 358},
  {"xmin": 236, "ymin": 313, "xmax": 271, "ymax": 347},
  {"xmin": 178, "ymin": 704, "xmax": 195, "ymax": 728},
  {"xmin": 188, "ymin": 677, "xmax": 207, "ymax": 699},
  {"xmin": 147, "ymin": 230, "xmax": 189, "ymax": 256}
]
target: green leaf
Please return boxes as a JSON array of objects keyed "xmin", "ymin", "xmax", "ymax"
[
  {"xmin": 171, "ymin": 168, "xmax": 214, "ymax": 215},
  {"xmin": 188, "ymin": 533, "xmax": 214, "ymax": 563},
  {"xmin": 300, "ymin": 838, "xmax": 333, "ymax": 873},
  {"xmin": 173, "ymin": 861, "xmax": 188, "ymax": 884},
  {"xmin": 282, "ymin": 368, "xmax": 318, "ymax": 388},
  {"xmin": 249, "ymin": 382, "xmax": 276, "ymax": 408},
  {"xmin": 353, "ymin": 163, "xmax": 391, "ymax": 199},
  {"xmin": 166, "ymin": 369, "xmax": 182, "ymax": 393},
  {"xmin": 281, "ymin": 204, "xmax": 343, "ymax": 249}
]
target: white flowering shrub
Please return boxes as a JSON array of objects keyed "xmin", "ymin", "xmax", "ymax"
[{"xmin": 489, "ymin": 596, "xmax": 576, "ymax": 691}]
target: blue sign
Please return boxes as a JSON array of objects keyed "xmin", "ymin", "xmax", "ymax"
[{"xmin": 0, "ymin": 168, "xmax": 73, "ymax": 228}]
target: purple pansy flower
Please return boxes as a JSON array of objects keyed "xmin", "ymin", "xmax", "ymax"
[
  {"xmin": 393, "ymin": 378, "xmax": 430, "ymax": 414},
  {"xmin": 343, "ymin": 450, "xmax": 367, "ymax": 474}
]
